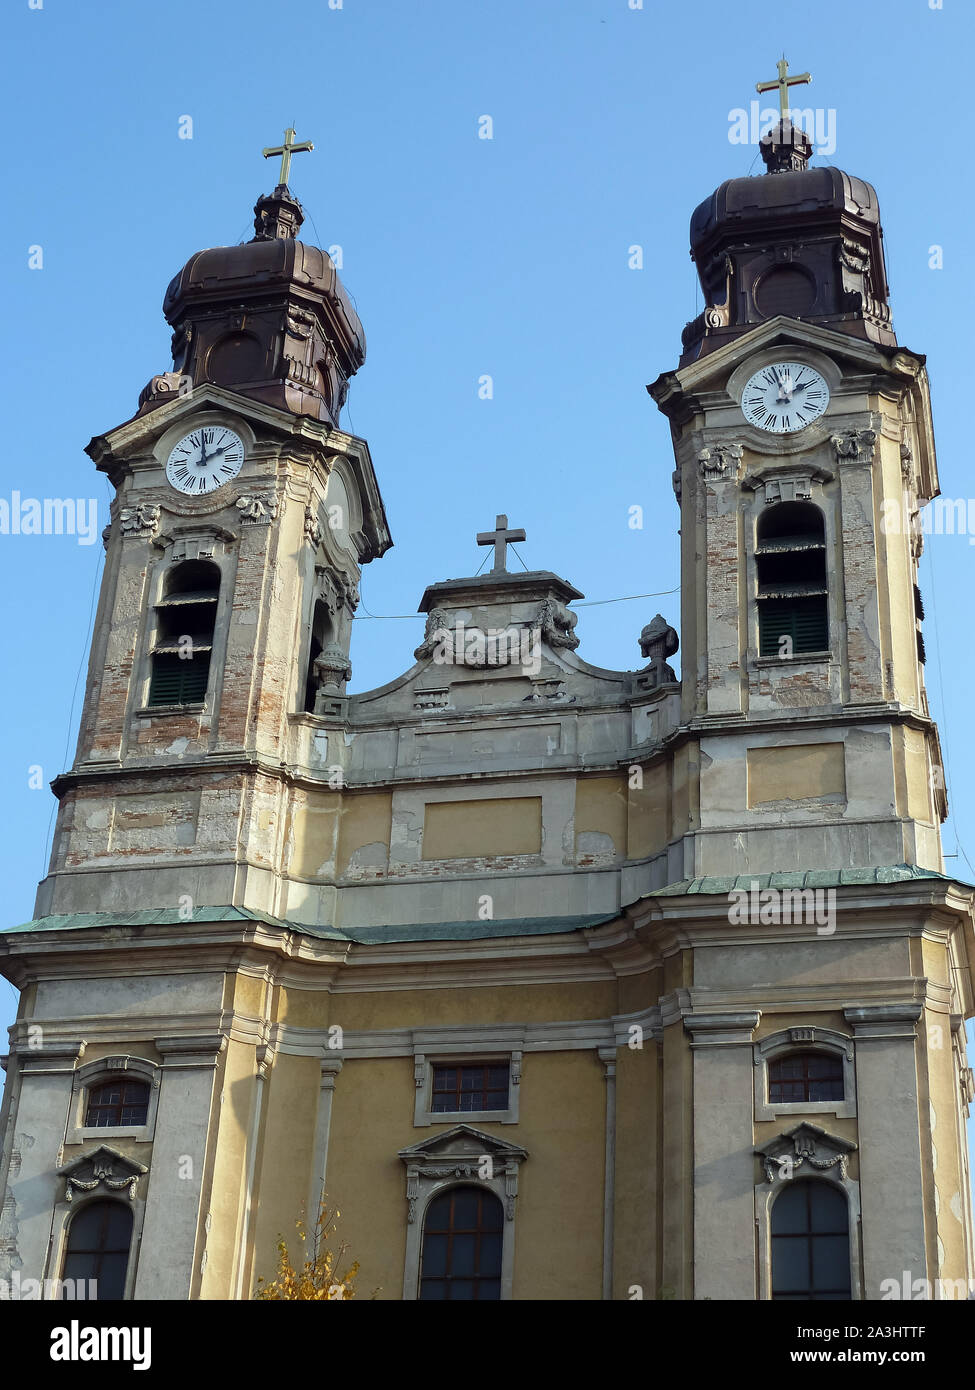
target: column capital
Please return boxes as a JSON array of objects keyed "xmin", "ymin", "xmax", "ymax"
[
  {"xmin": 14, "ymin": 1039, "xmax": 87, "ymax": 1073},
  {"xmin": 684, "ymin": 1011, "xmax": 761, "ymax": 1046},
  {"xmin": 320, "ymin": 1054, "xmax": 343, "ymax": 1088},
  {"xmin": 155, "ymin": 1034, "xmax": 227, "ymax": 1065},
  {"xmin": 844, "ymin": 1004, "xmax": 922, "ymax": 1039}
]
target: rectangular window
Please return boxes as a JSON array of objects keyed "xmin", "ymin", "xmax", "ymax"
[
  {"xmin": 769, "ymin": 1053, "xmax": 844, "ymax": 1104},
  {"xmin": 147, "ymin": 652, "xmax": 211, "ymax": 706},
  {"xmin": 758, "ymin": 596, "xmax": 828, "ymax": 656},
  {"xmin": 431, "ymin": 1063, "xmax": 510, "ymax": 1114}
]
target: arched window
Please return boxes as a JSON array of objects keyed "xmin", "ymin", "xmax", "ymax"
[
  {"xmin": 768, "ymin": 1051, "xmax": 844, "ymax": 1104},
  {"xmin": 304, "ymin": 598, "xmax": 334, "ymax": 712},
  {"xmin": 148, "ymin": 560, "xmax": 220, "ymax": 707},
  {"xmin": 756, "ymin": 502, "xmax": 828, "ymax": 656},
  {"xmin": 419, "ymin": 1186, "xmax": 503, "ymax": 1301},
  {"xmin": 84, "ymin": 1078, "xmax": 150, "ymax": 1128},
  {"xmin": 771, "ymin": 1181, "xmax": 851, "ymax": 1300},
  {"xmin": 61, "ymin": 1200, "xmax": 133, "ymax": 1300}
]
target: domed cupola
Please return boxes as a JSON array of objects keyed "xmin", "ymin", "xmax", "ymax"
[
  {"xmin": 144, "ymin": 133, "xmax": 365, "ymax": 425},
  {"xmin": 680, "ymin": 113, "xmax": 895, "ymax": 367}
]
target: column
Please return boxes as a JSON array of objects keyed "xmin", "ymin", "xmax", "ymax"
[
  {"xmin": 845, "ymin": 1004, "xmax": 926, "ymax": 1297},
  {"xmin": 134, "ymin": 1034, "xmax": 225, "ymax": 1300},
  {"xmin": 685, "ymin": 1011, "xmax": 761, "ymax": 1300},
  {"xmin": 0, "ymin": 1040, "xmax": 85, "ymax": 1286}
]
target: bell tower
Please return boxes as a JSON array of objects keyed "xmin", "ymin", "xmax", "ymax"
[
  {"xmin": 37, "ymin": 137, "xmax": 391, "ymax": 924},
  {"xmin": 649, "ymin": 91, "xmax": 945, "ymax": 880}
]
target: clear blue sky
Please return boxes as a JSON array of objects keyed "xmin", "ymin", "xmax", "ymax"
[{"xmin": 1, "ymin": 0, "xmax": 972, "ymax": 1153}]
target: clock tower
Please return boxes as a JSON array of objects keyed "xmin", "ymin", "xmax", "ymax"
[
  {"xmin": 40, "ymin": 151, "xmax": 391, "ymax": 933},
  {"xmin": 650, "ymin": 107, "xmax": 944, "ymax": 877}
]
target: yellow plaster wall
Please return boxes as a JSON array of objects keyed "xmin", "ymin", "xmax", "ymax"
[
  {"xmin": 626, "ymin": 763, "xmax": 671, "ymax": 860},
  {"xmin": 876, "ymin": 428, "xmax": 919, "ymax": 710},
  {"xmin": 288, "ymin": 791, "xmax": 340, "ymax": 878},
  {"xmin": 321, "ymin": 1056, "xmax": 413, "ymax": 1300},
  {"xmin": 249, "ymin": 1052, "xmax": 321, "ymax": 1293},
  {"xmin": 613, "ymin": 1041, "xmax": 657, "ymax": 1297},
  {"xmin": 422, "ymin": 797, "xmax": 542, "ymax": 860},
  {"xmin": 920, "ymin": 938, "xmax": 971, "ymax": 1281},
  {"xmin": 77, "ymin": 1040, "xmax": 162, "ymax": 1065},
  {"xmin": 902, "ymin": 726, "xmax": 934, "ymax": 825},
  {"xmin": 671, "ymin": 742, "xmax": 699, "ymax": 838},
  {"xmin": 575, "ymin": 775, "xmax": 627, "ymax": 855},
  {"xmin": 747, "ymin": 742, "xmax": 846, "ymax": 806},
  {"xmin": 200, "ymin": 1039, "xmax": 255, "ymax": 1298},
  {"xmin": 287, "ymin": 789, "xmax": 394, "ymax": 879},
  {"xmin": 660, "ymin": 1018, "xmax": 693, "ymax": 1297},
  {"xmin": 320, "ymin": 1049, "xmax": 608, "ymax": 1299},
  {"xmin": 327, "ymin": 979, "xmax": 618, "ymax": 1033},
  {"xmin": 337, "ymin": 791, "xmax": 392, "ymax": 876}
]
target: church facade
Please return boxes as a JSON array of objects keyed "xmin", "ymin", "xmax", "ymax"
[{"xmin": 1, "ymin": 109, "xmax": 973, "ymax": 1301}]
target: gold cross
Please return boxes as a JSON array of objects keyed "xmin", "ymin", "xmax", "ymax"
[
  {"xmin": 262, "ymin": 127, "xmax": 314, "ymax": 187},
  {"xmin": 756, "ymin": 57, "xmax": 811, "ymax": 118}
]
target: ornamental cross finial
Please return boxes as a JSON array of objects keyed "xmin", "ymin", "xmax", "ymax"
[
  {"xmin": 262, "ymin": 127, "xmax": 314, "ymax": 188},
  {"xmin": 476, "ymin": 514, "xmax": 526, "ymax": 574},
  {"xmin": 756, "ymin": 57, "xmax": 811, "ymax": 119}
]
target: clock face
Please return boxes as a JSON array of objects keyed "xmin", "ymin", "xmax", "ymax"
[
  {"xmin": 165, "ymin": 426, "xmax": 245, "ymax": 495},
  {"xmin": 740, "ymin": 363, "xmax": 830, "ymax": 434}
]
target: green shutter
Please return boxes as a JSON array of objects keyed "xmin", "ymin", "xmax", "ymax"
[
  {"xmin": 758, "ymin": 597, "xmax": 828, "ymax": 656},
  {"xmin": 147, "ymin": 653, "xmax": 211, "ymax": 707}
]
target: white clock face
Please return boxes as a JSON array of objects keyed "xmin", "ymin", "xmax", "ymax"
[
  {"xmin": 741, "ymin": 363, "xmax": 830, "ymax": 433},
  {"xmin": 166, "ymin": 426, "xmax": 245, "ymax": 495}
]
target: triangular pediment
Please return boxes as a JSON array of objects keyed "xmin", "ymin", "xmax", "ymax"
[
  {"xmin": 756, "ymin": 1122, "xmax": 857, "ymax": 1183},
  {"xmin": 87, "ymin": 382, "xmax": 335, "ymax": 460},
  {"xmin": 85, "ymin": 384, "xmax": 390, "ymax": 562},
  {"xmin": 58, "ymin": 1144, "xmax": 148, "ymax": 1200},
  {"xmin": 673, "ymin": 316, "xmax": 906, "ymax": 393},
  {"xmin": 398, "ymin": 1124, "xmax": 528, "ymax": 1167},
  {"xmin": 58, "ymin": 1144, "xmax": 148, "ymax": 1179}
]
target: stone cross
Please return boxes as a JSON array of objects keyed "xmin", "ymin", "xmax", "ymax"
[
  {"xmin": 476, "ymin": 514, "xmax": 526, "ymax": 574},
  {"xmin": 262, "ymin": 127, "xmax": 314, "ymax": 187},
  {"xmin": 756, "ymin": 57, "xmax": 811, "ymax": 118}
]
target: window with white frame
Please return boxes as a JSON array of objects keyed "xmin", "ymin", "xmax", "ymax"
[
  {"xmin": 754, "ymin": 1027, "xmax": 856, "ymax": 1122},
  {"xmin": 414, "ymin": 1051, "xmax": 521, "ymax": 1126},
  {"xmin": 67, "ymin": 1056, "xmax": 161, "ymax": 1144}
]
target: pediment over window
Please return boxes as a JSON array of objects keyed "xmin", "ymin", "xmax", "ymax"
[
  {"xmin": 57, "ymin": 1145, "xmax": 149, "ymax": 1203},
  {"xmin": 398, "ymin": 1125, "xmax": 529, "ymax": 1228},
  {"xmin": 755, "ymin": 1121, "xmax": 857, "ymax": 1185},
  {"xmin": 398, "ymin": 1124, "xmax": 528, "ymax": 1173}
]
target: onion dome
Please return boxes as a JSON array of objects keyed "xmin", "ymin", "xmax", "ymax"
[
  {"xmin": 141, "ymin": 185, "xmax": 364, "ymax": 423},
  {"xmin": 680, "ymin": 117, "xmax": 894, "ymax": 366}
]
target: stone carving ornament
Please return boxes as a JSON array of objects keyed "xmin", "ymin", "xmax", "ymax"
[
  {"xmin": 236, "ymin": 494, "xmax": 279, "ymax": 525},
  {"xmin": 639, "ymin": 614, "xmax": 679, "ymax": 686},
  {"xmin": 414, "ymin": 608, "xmax": 451, "ymax": 661},
  {"xmin": 536, "ymin": 597, "xmax": 579, "ymax": 650},
  {"xmin": 58, "ymin": 1145, "xmax": 148, "ymax": 1204},
  {"xmin": 304, "ymin": 504, "xmax": 324, "ymax": 547},
  {"xmin": 312, "ymin": 644, "xmax": 353, "ymax": 706},
  {"xmin": 698, "ymin": 442, "xmax": 743, "ymax": 482},
  {"xmin": 118, "ymin": 503, "xmax": 161, "ymax": 539},
  {"xmin": 830, "ymin": 428, "xmax": 877, "ymax": 462}
]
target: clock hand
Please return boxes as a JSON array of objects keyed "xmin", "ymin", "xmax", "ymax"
[{"xmin": 197, "ymin": 431, "xmax": 208, "ymax": 466}]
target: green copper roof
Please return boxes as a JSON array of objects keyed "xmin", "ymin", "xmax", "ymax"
[
  {"xmin": 0, "ymin": 908, "xmax": 620, "ymax": 946},
  {"xmin": 650, "ymin": 863, "xmax": 963, "ymax": 897},
  {"xmin": 3, "ymin": 866, "xmax": 966, "ymax": 945}
]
